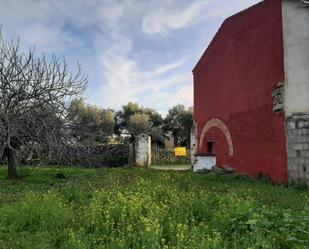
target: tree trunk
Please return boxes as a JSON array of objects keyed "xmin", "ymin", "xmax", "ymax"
[
  {"xmin": 5, "ymin": 147, "xmax": 17, "ymax": 179},
  {"xmin": 132, "ymin": 136, "xmax": 136, "ymax": 165}
]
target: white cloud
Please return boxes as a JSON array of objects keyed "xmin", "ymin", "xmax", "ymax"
[
  {"xmin": 17, "ymin": 23, "xmax": 78, "ymax": 53},
  {"xmin": 0, "ymin": 0, "xmax": 261, "ymax": 113},
  {"xmin": 142, "ymin": 1, "xmax": 213, "ymax": 35},
  {"xmin": 151, "ymin": 59, "xmax": 186, "ymax": 76},
  {"xmin": 98, "ymin": 2, "xmax": 124, "ymax": 27},
  {"xmin": 89, "ymin": 33, "xmax": 191, "ymax": 111},
  {"xmin": 0, "ymin": 0, "xmax": 86, "ymax": 53}
]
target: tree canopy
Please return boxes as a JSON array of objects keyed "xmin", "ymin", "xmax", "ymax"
[
  {"xmin": 67, "ymin": 99, "xmax": 115, "ymax": 143},
  {"xmin": 163, "ymin": 104, "xmax": 193, "ymax": 147},
  {"xmin": 115, "ymin": 102, "xmax": 164, "ymax": 144},
  {"xmin": 115, "ymin": 102, "xmax": 193, "ymax": 147}
]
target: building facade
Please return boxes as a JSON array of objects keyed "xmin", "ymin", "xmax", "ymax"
[{"xmin": 193, "ymin": 0, "xmax": 309, "ymax": 183}]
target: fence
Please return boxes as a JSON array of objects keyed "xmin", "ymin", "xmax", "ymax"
[{"xmin": 151, "ymin": 146, "xmax": 191, "ymax": 166}]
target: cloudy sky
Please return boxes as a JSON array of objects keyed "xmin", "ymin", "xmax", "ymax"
[{"xmin": 0, "ymin": 0, "xmax": 261, "ymax": 114}]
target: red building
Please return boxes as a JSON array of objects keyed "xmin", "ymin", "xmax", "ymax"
[{"xmin": 193, "ymin": 0, "xmax": 309, "ymax": 183}]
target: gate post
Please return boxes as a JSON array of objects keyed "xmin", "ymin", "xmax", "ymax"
[
  {"xmin": 190, "ymin": 120, "xmax": 198, "ymax": 165},
  {"xmin": 135, "ymin": 133, "xmax": 151, "ymax": 167}
]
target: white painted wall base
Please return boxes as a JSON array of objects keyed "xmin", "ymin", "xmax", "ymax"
[{"xmin": 193, "ymin": 156, "xmax": 216, "ymax": 172}]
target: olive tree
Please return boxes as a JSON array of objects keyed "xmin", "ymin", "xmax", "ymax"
[
  {"xmin": 67, "ymin": 98, "xmax": 115, "ymax": 143},
  {"xmin": 128, "ymin": 113, "xmax": 150, "ymax": 138},
  {"xmin": 0, "ymin": 32, "xmax": 87, "ymax": 179},
  {"xmin": 115, "ymin": 102, "xmax": 164, "ymax": 145},
  {"xmin": 163, "ymin": 105, "xmax": 194, "ymax": 147}
]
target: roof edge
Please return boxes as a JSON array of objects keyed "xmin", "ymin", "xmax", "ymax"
[{"xmin": 192, "ymin": 0, "xmax": 265, "ymax": 73}]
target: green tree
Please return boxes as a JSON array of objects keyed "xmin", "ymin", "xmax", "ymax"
[
  {"xmin": 115, "ymin": 103, "xmax": 164, "ymax": 144},
  {"xmin": 115, "ymin": 102, "xmax": 143, "ymax": 136},
  {"xmin": 163, "ymin": 105, "xmax": 194, "ymax": 147},
  {"xmin": 68, "ymin": 99, "xmax": 115, "ymax": 143},
  {"xmin": 144, "ymin": 108, "xmax": 163, "ymax": 127},
  {"xmin": 128, "ymin": 113, "xmax": 150, "ymax": 137}
]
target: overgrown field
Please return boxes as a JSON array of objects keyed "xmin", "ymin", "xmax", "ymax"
[{"xmin": 0, "ymin": 167, "xmax": 308, "ymax": 249}]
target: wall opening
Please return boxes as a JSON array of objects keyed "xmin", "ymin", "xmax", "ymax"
[{"xmin": 207, "ymin": 141, "xmax": 215, "ymax": 156}]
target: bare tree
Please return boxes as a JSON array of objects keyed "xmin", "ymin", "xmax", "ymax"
[{"xmin": 0, "ymin": 31, "xmax": 87, "ymax": 179}]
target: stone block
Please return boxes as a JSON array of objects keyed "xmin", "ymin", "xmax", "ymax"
[
  {"xmin": 286, "ymin": 121, "xmax": 296, "ymax": 130},
  {"xmin": 288, "ymin": 164, "xmax": 297, "ymax": 171},
  {"xmin": 303, "ymin": 164, "xmax": 309, "ymax": 172},
  {"xmin": 305, "ymin": 174, "xmax": 309, "ymax": 180},
  {"xmin": 296, "ymin": 120, "xmax": 309, "ymax": 128},
  {"xmin": 295, "ymin": 157, "xmax": 305, "ymax": 164},
  {"xmin": 292, "ymin": 144, "xmax": 303, "ymax": 152},
  {"xmin": 296, "ymin": 136, "xmax": 307, "ymax": 143},
  {"xmin": 302, "ymin": 128, "xmax": 309, "ymax": 135},
  {"xmin": 301, "ymin": 142, "xmax": 308, "ymax": 148},
  {"xmin": 288, "ymin": 158, "xmax": 295, "ymax": 165},
  {"xmin": 296, "ymin": 164, "xmax": 302, "ymax": 171},
  {"xmin": 290, "ymin": 158, "xmax": 304, "ymax": 165},
  {"xmin": 288, "ymin": 171, "xmax": 298, "ymax": 180},
  {"xmin": 294, "ymin": 143, "xmax": 309, "ymax": 150},
  {"xmin": 287, "ymin": 158, "xmax": 293, "ymax": 164},
  {"xmin": 298, "ymin": 165, "xmax": 306, "ymax": 173},
  {"xmin": 298, "ymin": 171, "xmax": 305, "ymax": 179},
  {"xmin": 293, "ymin": 143, "xmax": 304, "ymax": 150},
  {"xmin": 301, "ymin": 150, "xmax": 309, "ymax": 157},
  {"xmin": 285, "ymin": 135, "xmax": 295, "ymax": 144},
  {"xmin": 287, "ymin": 149, "xmax": 297, "ymax": 158},
  {"xmin": 292, "ymin": 113, "xmax": 309, "ymax": 119}
]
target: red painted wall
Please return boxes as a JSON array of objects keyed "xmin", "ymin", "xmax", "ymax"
[{"xmin": 193, "ymin": 0, "xmax": 287, "ymax": 182}]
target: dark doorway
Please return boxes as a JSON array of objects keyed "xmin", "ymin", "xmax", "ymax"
[{"xmin": 207, "ymin": 141, "xmax": 215, "ymax": 156}]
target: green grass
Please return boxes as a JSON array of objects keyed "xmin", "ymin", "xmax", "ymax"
[{"xmin": 0, "ymin": 166, "xmax": 308, "ymax": 249}]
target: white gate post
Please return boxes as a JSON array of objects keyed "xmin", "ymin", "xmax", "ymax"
[{"xmin": 135, "ymin": 133, "xmax": 151, "ymax": 167}]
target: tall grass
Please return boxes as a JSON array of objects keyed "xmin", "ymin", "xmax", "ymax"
[{"xmin": 0, "ymin": 167, "xmax": 308, "ymax": 248}]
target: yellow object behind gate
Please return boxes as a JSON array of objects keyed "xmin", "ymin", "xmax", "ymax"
[{"xmin": 175, "ymin": 147, "xmax": 187, "ymax": 157}]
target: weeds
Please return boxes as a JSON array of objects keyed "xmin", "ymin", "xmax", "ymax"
[{"xmin": 0, "ymin": 167, "xmax": 308, "ymax": 248}]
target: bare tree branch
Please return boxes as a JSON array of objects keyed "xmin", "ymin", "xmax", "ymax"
[{"xmin": 0, "ymin": 30, "xmax": 88, "ymax": 178}]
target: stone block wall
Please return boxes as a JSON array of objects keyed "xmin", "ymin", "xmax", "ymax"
[{"xmin": 286, "ymin": 113, "xmax": 309, "ymax": 185}]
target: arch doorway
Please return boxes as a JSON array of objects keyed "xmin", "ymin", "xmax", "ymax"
[{"xmin": 199, "ymin": 118, "xmax": 234, "ymax": 157}]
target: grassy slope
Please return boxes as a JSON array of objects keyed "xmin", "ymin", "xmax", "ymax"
[{"xmin": 0, "ymin": 166, "xmax": 308, "ymax": 249}]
